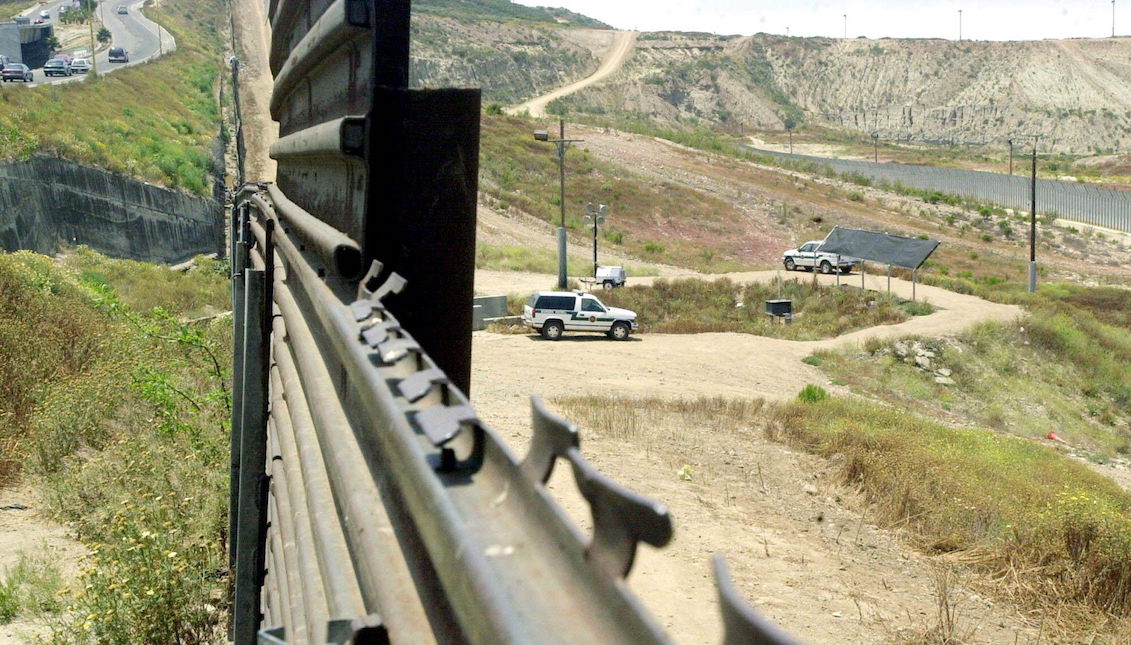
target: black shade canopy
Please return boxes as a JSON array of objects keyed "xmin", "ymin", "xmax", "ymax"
[{"xmin": 820, "ymin": 226, "xmax": 939, "ymax": 269}]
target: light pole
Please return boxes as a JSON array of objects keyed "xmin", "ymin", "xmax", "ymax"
[
  {"xmin": 958, "ymin": 9, "xmax": 962, "ymax": 41},
  {"xmin": 1008, "ymin": 138, "xmax": 1014, "ymax": 175},
  {"xmin": 1028, "ymin": 136, "xmax": 1039, "ymax": 292},
  {"xmin": 843, "ymin": 13, "xmax": 847, "ymax": 39},
  {"xmin": 534, "ymin": 119, "xmax": 583, "ymax": 290},
  {"xmin": 583, "ymin": 203, "xmax": 607, "ymax": 279},
  {"xmin": 871, "ymin": 131, "xmax": 879, "ymax": 162},
  {"xmin": 1114, "ymin": 0, "xmax": 1117, "ymax": 38}
]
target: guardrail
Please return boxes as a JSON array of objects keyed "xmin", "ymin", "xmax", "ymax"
[{"xmin": 227, "ymin": 1, "xmax": 802, "ymax": 643}]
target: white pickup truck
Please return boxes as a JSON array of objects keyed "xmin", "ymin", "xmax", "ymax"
[{"xmin": 782, "ymin": 241, "xmax": 859, "ymax": 274}]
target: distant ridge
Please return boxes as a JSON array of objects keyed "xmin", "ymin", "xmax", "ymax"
[{"xmin": 414, "ymin": 0, "xmax": 612, "ymax": 29}]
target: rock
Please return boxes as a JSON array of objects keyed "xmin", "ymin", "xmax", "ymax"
[
  {"xmin": 934, "ymin": 376, "xmax": 956, "ymax": 385},
  {"xmin": 803, "ymin": 484, "xmax": 819, "ymax": 495},
  {"xmin": 894, "ymin": 341, "xmax": 909, "ymax": 358},
  {"xmin": 936, "ymin": 368, "xmax": 953, "ymax": 377},
  {"xmin": 914, "ymin": 355, "xmax": 931, "ymax": 370}
]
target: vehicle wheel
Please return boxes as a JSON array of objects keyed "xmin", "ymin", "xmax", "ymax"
[
  {"xmin": 540, "ymin": 320, "xmax": 564, "ymax": 340},
  {"xmin": 602, "ymin": 281, "xmax": 613, "ymax": 290},
  {"xmin": 819, "ymin": 261, "xmax": 833, "ymax": 275},
  {"xmin": 840, "ymin": 266, "xmax": 852, "ymax": 274},
  {"xmin": 784, "ymin": 258, "xmax": 796, "ymax": 271},
  {"xmin": 609, "ymin": 321, "xmax": 631, "ymax": 341}
]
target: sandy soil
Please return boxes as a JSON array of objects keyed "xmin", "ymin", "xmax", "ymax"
[
  {"xmin": 0, "ymin": 485, "xmax": 86, "ymax": 645},
  {"xmin": 470, "ymin": 266, "xmax": 1039, "ymax": 643},
  {"xmin": 230, "ymin": 0, "xmax": 278, "ymax": 182},
  {"xmin": 507, "ymin": 31, "xmax": 638, "ymax": 118}
]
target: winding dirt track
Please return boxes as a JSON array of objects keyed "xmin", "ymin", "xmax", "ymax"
[
  {"xmin": 506, "ymin": 31, "xmax": 637, "ymax": 117},
  {"xmin": 472, "ymin": 268, "xmax": 1022, "ymax": 403}
]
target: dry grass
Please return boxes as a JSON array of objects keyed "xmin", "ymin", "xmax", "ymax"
[
  {"xmin": 554, "ymin": 392, "xmax": 1131, "ymax": 641},
  {"xmin": 597, "ymin": 277, "xmax": 928, "ymax": 340},
  {"xmin": 0, "ymin": 0, "xmax": 226, "ymax": 194},
  {"xmin": 479, "ymin": 114, "xmax": 756, "ymax": 272},
  {"xmin": 0, "ymin": 249, "xmax": 231, "ymax": 641}
]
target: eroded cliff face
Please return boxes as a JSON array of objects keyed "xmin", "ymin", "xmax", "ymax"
[
  {"xmin": 567, "ymin": 33, "xmax": 1131, "ymax": 152},
  {"xmin": 409, "ymin": 15, "xmax": 608, "ymax": 105},
  {"xmin": 414, "ymin": 16, "xmax": 1131, "ymax": 153}
]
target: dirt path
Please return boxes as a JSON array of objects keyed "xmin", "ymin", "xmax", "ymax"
[
  {"xmin": 506, "ymin": 31, "xmax": 637, "ymax": 117},
  {"xmin": 0, "ymin": 485, "xmax": 86, "ymax": 645},
  {"xmin": 469, "ymin": 268, "xmax": 1035, "ymax": 643},
  {"xmin": 231, "ymin": 0, "xmax": 278, "ymax": 181}
]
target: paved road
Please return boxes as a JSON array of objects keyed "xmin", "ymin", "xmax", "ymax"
[{"xmin": 2, "ymin": 0, "xmax": 174, "ymax": 87}]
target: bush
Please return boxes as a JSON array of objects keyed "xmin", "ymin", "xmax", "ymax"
[{"xmin": 797, "ymin": 384, "xmax": 828, "ymax": 402}]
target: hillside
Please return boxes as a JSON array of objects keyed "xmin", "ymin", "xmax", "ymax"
[{"xmin": 411, "ymin": 13, "xmax": 1131, "ymax": 154}]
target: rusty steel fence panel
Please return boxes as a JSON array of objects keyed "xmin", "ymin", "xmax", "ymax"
[{"xmin": 228, "ymin": 1, "xmax": 802, "ymax": 644}]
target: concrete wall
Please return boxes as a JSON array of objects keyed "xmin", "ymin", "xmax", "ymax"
[
  {"xmin": 0, "ymin": 156, "xmax": 223, "ymax": 264},
  {"xmin": 0, "ymin": 23, "xmax": 21, "ymax": 63}
]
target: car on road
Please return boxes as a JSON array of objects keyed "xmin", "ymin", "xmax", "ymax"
[
  {"xmin": 69, "ymin": 58, "xmax": 91, "ymax": 73},
  {"xmin": 38, "ymin": 9, "xmax": 50, "ymax": 19},
  {"xmin": 782, "ymin": 240, "xmax": 859, "ymax": 274},
  {"xmin": 43, "ymin": 58, "xmax": 72, "ymax": 77},
  {"xmin": 117, "ymin": 5, "xmax": 127, "ymax": 14},
  {"xmin": 108, "ymin": 47, "xmax": 129, "ymax": 63},
  {"xmin": 522, "ymin": 291, "xmax": 639, "ymax": 340},
  {"xmin": 1, "ymin": 63, "xmax": 33, "ymax": 83}
]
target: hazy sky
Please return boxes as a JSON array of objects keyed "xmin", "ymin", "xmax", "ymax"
[{"xmin": 513, "ymin": 1, "xmax": 1121, "ymax": 41}]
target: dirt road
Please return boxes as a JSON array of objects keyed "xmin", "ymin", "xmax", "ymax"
[
  {"xmin": 474, "ymin": 267, "xmax": 1021, "ymax": 401},
  {"xmin": 506, "ymin": 31, "xmax": 637, "ymax": 117},
  {"xmin": 470, "ymin": 268, "xmax": 1034, "ymax": 643}
]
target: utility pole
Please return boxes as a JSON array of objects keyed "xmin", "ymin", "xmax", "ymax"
[
  {"xmin": 88, "ymin": 13, "xmax": 96, "ymax": 74},
  {"xmin": 583, "ymin": 203, "xmax": 607, "ymax": 279},
  {"xmin": 534, "ymin": 120, "xmax": 583, "ymax": 290}
]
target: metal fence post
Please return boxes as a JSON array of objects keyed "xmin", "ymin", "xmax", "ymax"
[
  {"xmin": 234, "ymin": 267, "xmax": 270, "ymax": 645},
  {"xmin": 229, "ymin": 205, "xmax": 248, "ymax": 572}
]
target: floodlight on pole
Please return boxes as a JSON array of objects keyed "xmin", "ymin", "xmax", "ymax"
[
  {"xmin": 534, "ymin": 119, "xmax": 583, "ymax": 290},
  {"xmin": 583, "ymin": 202, "xmax": 608, "ymax": 279}
]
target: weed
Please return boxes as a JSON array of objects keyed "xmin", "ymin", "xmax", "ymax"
[
  {"xmin": 801, "ymin": 354, "xmax": 823, "ymax": 367},
  {"xmin": 1, "ymin": 248, "xmax": 231, "ymax": 642},
  {"xmin": 599, "ymin": 278, "xmax": 913, "ymax": 340},
  {"xmin": 0, "ymin": 554, "xmax": 64, "ymax": 624},
  {"xmin": 797, "ymin": 384, "xmax": 828, "ymax": 402}
]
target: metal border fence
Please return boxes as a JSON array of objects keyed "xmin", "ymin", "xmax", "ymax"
[{"xmin": 227, "ymin": 1, "xmax": 803, "ymax": 643}]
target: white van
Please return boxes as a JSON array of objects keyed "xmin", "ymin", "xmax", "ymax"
[{"xmin": 522, "ymin": 291, "xmax": 638, "ymax": 340}]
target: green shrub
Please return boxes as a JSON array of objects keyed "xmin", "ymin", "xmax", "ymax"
[{"xmin": 797, "ymin": 384, "xmax": 828, "ymax": 402}]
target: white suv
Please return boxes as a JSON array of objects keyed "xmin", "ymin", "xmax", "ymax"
[{"xmin": 522, "ymin": 291, "xmax": 638, "ymax": 340}]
